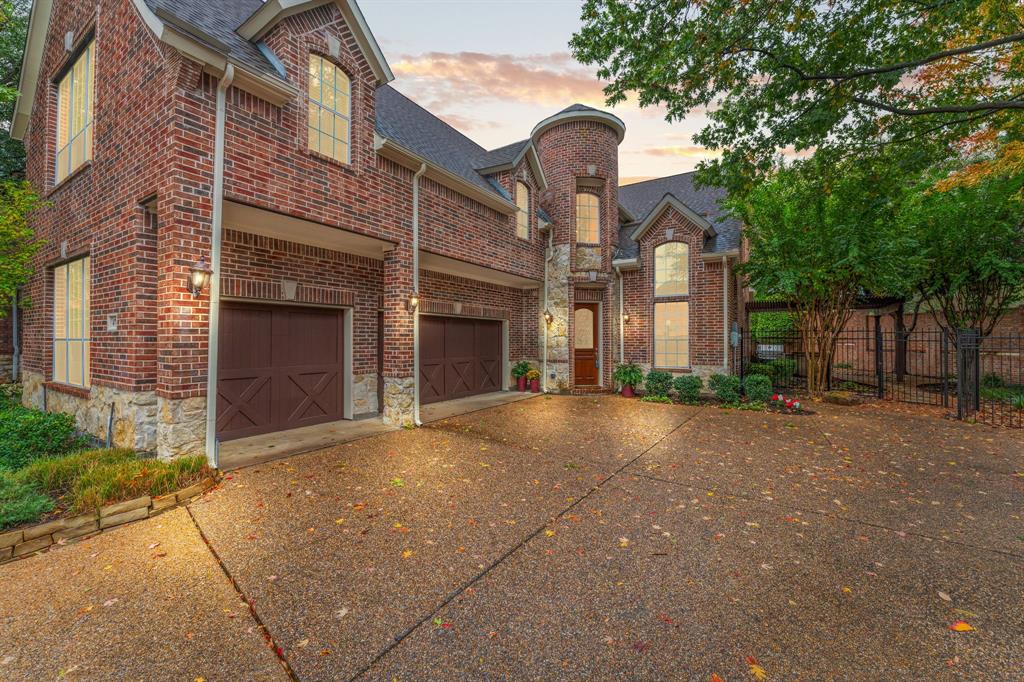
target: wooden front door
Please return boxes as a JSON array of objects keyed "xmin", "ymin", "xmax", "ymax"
[
  {"xmin": 419, "ymin": 316, "xmax": 502, "ymax": 404},
  {"xmin": 217, "ymin": 302, "xmax": 345, "ymax": 441},
  {"xmin": 574, "ymin": 302, "xmax": 600, "ymax": 385}
]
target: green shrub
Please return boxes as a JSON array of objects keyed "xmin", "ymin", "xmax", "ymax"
[
  {"xmin": 744, "ymin": 374, "xmax": 773, "ymax": 402},
  {"xmin": 708, "ymin": 374, "xmax": 742, "ymax": 403},
  {"xmin": 0, "ymin": 385, "xmax": 20, "ymax": 410},
  {"xmin": 1011, "ymin": 394, "xmax": 1024, "ymax": 410},
  {"xmin": 612, "ymin": 362, "xmax": 644, "ymax": 388},
  {"xmin": 672, "ymin": 375, "xmax": 703, "ymax": 404},
  {"xmin": 981, "ymin": 373, "xmax": 1005, "ymax": 389},
  {"xmin": 737, "ymin": 400, "xmax": 767, "ymax": 411},
  {"xmin": 0, "ymin": 406, "xmax": 86, "ymax": 471},
  {"xmin": 644, "ymin": 370, "xmax": 673, "ymax": 397},
  {"xmin": 511, "ymin": 361, "xmax": 532, "ymax": 378},
  {"xmin": 640, "ymin": 395, "xmax": 673, "ymax": 404},
  {"xmin": 748, "ymin": 358, "xmax": 797, "ymax": 384},
  {"xmin": 749, "ymin": 311, "xmax": 795, "ymax": 341},
  {"xmin": 0, "ymin": 471, "xmax": 54, "ymax": 529}
]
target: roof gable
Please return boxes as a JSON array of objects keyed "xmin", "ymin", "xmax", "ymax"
[{"xmin": 628, "ymin": 194, "xmax": 716, "ymax": 242}]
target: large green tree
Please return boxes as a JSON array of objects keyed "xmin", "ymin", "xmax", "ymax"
[
  {"xmin": 571, "ymin": 0, "xmax": 1023, "ymax": 190},
  {"xmin": 900, "ymin": 167, "xmax": 1024, "ymax": 342},
  {"xmin": 732, "ymin": 153, "xmax": 915, "ymax": 395},
  {"xmin": 0, "ymin": 0, "xmax": 29, "ymax": 180}
]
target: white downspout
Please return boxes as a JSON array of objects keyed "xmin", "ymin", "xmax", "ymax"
[
  {"xmin": 616, "ymin": 266, "xmax": 625, "ymax": 363},
  {"xmin": 203, "ymin": 64, "xmax": 235, "ymax": 468},
  {"xmin": 412, "ymin": 162, "xmax": 427, "ymax": 426},
  {"xmin": 722, "ymin": 255, "xmax": 730, "ymax": 370},
  {"xmin": 542, "ymin": 227, "xmax": 553, "ymax": 392}
]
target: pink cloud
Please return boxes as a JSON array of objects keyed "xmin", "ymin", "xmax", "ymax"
[
  {"xmin": 643, "ymin": 145, "xmax": 721, "ymax": 159},
  {"xmin": 391, "ymin": 51, "xmax": 609, "ymax": 109}
]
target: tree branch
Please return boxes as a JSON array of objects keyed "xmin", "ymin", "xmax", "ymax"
[{"xmin": 851, "ymin": 96, "xmax": 1024, "ymax": 115}]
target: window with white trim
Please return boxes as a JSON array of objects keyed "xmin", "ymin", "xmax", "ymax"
[
  {"xmin": 654, "ymin": 242, "xmax": 689, "ymax": 296},
  {"xmin": 575, "ymin": 192, "xmax": 600, "ymax": 243},
  {"xmin": 516, "ymin": 181, "xmax": 530, "ymax": 239},
  {"xmin": 55, "ymin": 41, "xmax": 95, "ymax": 183},
  {"xmin": 654, "ymin": 300, "xmax": 689, "ymax": 368},
  {"xmin": 307, "ymin": 54, "xmax": 351, "ymax": 164},
  {"xmin": 53, "ymin": 257, "xmax": 91, "ymax": 388}
]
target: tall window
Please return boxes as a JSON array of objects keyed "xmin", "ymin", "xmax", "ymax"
[
  {"xmin": 56, "ymin": 41, "xmax": 95, "ymax": 183},
  {"xmin": 308, "ymin": 54, "xmax": 351, "ymax": 164},
  {"xmin": 654, "ymin": 301, "xmax": 689, "ymax": 368},
  {"xmin": 576, "ymin": 192, "xmax": 600, "ymax": 244},
  {"xmin": 654, "ymin": 242, "xmax": 689, "ymax": 296},
  {"xmin": 53, "ymin": 257, "xmax": 91, "ymax": 388},
  {"xmin": 515, "ymin": 181, "xmax": 530, "ymax": 239}
]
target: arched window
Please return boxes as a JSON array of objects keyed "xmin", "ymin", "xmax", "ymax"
[
  {"xmin": 308, "ymin": 54, "xmax": 351, "ymax": 164},
  {"xmin": 576, "ymin": 192, "xmax": 600, "ymax": 244},
  {"xmin": 516, "ymin": 181, "xmax": 530, "ymax": 239},
  {"xmin": 654, "ymin": 242, "xmax": 689, "ymax": 296},
  {"xmin": 653, "ymin": 242, "xmax": 690, "ymax": 367}
]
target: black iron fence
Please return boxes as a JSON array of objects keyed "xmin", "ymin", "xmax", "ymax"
[{"xmin": 735, "ymin": 329, "xmax": 1023, "ymax": 428}]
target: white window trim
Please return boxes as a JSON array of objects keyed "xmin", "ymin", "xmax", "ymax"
[
  {"xmin": 308, "ymin": 54, "xmax": 352, "ymax": 165},
  {"xmin": 55, "ymin": 41, "xmax": 94, "ymax": 184},
  {"xmin": 654, "ymin": 241, "xmax": 690, "ymax": 298},
  {"xmin": 575, "ymin": 192, "xmax": 600, "ymax": 245},
  {"xmin": 52, "ymin": 256, "xmax": 91, "ymax": 388},
  {"xmin": 653, "ymin": 300, "xmax": 690, "ymax": 370}
]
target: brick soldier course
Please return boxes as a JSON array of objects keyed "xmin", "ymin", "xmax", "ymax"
[{"xmin": 10, "ymin": 0, "xmax": 742, "ymax": 460}]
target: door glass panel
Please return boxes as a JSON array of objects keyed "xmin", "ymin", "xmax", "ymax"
[{"xmin": 574, "ymin": 307, "xmax": 594, "ymax": 349}]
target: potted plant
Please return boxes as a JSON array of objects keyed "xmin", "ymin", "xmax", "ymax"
[
  {"xmin": 512, "ymin": 361, "xmax": 532, "ymax": 391},
  {"xmin": 526, "ymin": 368, "xmax": 541, "ymax": 393},
  {"xmin": 612, "ymin": 362, "xmax": 644, "ymax": 398}
]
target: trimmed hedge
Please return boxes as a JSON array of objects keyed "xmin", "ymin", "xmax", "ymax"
[
  {"xmin": 644, "ymin": 370, "xmax": 674, "ymax": 397},
  {"xmin": 708, "ymin": 374, "xmax": 742, "ymax": 403},
  {"xmin": 673, "ymin": 375, "xmax": 703, "ymax": 404},
  {"xmin": 744, "ymin": 374, "xmax": 773, "ymax": 403}
]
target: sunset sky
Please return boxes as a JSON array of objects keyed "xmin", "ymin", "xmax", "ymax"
[{"xmin": 359, "ymin": 0, "xmax": 718, "ymax": 185}]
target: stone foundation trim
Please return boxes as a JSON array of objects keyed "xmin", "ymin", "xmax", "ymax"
[
  {"xmin": 221, "ymin": 276, "xmax": 355, "ymax": 307},
  {"xmin": 0, "ymin": 477, "xmax": 217, "ymax": 565},
  {"xmin": 420, "ymin": 299, "xmax": 509, "ymax": 320},
  {"xmin": 382, "ymin": 376, "xmax": 415, "ymax": 427}
]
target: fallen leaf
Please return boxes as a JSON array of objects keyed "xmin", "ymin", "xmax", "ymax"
[
  {"xmin": 747, "ymin": 655, "xmax": 767, "ymax": 680},
  {"xmin": 711, "ymin": 675, "xmax": 725, "ymax": 682},
  {"xmin": 949, "ymin": 620, "xmax": 975, "ymax": 632},
  {"xmin": 402, "ymin": 549, "xmax": 414, "ymax": 559},
  {"xmin": 545, "ymin": 530, "xmax": 556, "ymax": 537},
  {"xmin": 938, "ymin": 591, "xmax": 952, "ymax": 602}
]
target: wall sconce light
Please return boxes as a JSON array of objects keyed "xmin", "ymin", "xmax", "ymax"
[
  {"xmin": 407, "ymin": 293, "xmax": 420, "ymax": 311},
  {"xmin": 623, "ymin": 313, "xmax": 631, "ymax": 324},
  {"xmin": 187, "ymin": 256, "xmax": 213, "ymax": 297},
  {"xmin": 543, "ymin": 310, "xmax": 553, "ymax": 325}
]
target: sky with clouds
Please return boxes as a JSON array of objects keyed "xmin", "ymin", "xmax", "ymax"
[{"xmin": 358, "ymin": 0, "xmax": 717, "ymax": 185}]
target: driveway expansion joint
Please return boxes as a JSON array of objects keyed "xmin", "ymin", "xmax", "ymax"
[{"xmin": 185, "ymin": 504, "xmax": 301, "ymax": 682}]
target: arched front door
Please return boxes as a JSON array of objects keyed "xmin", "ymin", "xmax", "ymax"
[{"xmin": 574, "ymin": 303, "xmax": 599, "ymax": 386}]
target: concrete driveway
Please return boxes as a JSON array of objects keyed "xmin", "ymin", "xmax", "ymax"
[{"xmin": 2, "ymin": 396, "xmax": 1022, "ymax": 680}]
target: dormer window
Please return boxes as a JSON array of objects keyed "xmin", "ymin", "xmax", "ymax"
[
  {"xmin": 576, "ymin": 192, "xmax": 600, "ymax": 244},
  {"xmin": 516, "ymin": 181, "xmax": 530, "ymax": 239},
  {"xmin": 308, "ymin": 55, "xmax": 351, "ymax": 164},
  {"xmin": 55, "ymin": 41, "xmax": 95, "ymax": 183}
]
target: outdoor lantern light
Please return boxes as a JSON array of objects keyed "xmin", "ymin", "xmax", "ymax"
[
  {"xmin": 623, "ymin": 312, "xmax": 631, "ymax": 324},
  {"xmin": 188, "ymin": 256, "xmax": 213, "ymax": 297},
  {"xmin": 543, "ymin": 310, "xmax": 553, "ymax": 325},
  {"xmin": 408, "ymin": 293, "xmax": 420, "ymax": 311}
]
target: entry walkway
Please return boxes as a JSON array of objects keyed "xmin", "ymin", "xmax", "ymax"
[{"xmin": 219, "ymin": 390, "xmax": 537, "ymax": 470}]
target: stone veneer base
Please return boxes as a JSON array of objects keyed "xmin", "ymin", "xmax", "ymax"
[{"xmin": 0, "ymin": 476, "xmax": 217, "ymax": 565}]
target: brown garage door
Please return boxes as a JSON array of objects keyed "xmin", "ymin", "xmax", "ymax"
[
  {"xmin": 217, "ymin": 302, "xmax": 345, "ymax": 441},
  {"xmin": 419, "ymin": 316, "xmax": 502, "ymax": 405}
]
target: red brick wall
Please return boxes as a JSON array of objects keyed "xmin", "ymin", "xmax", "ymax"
[
  {"xmin": 20, "ymin": 0, "xmax": 172, "ymax": 393},
  {"xmin": 219, "ymin": 230, "xmax": 383, "ymax": 376},
  {"xmin": 621, "ymin": 207, "xmax": 729, "ymax": 370},
  {"xmin": 419, "ymin": 270, "xmax": 539, "ymax": 363}
]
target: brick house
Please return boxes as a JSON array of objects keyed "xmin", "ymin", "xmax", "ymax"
[{"xmin": 9, "ymin": 0, "xmax": 741, "ymax": 461}]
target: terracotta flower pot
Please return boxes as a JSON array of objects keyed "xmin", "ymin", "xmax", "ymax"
[
  {"xmin": 517, "ymin": 376, "xmax": 527, "ymax": 391},
  {"xmin": 530, "ymin": 378, "xmax": 540, "ymax": 393},
  {"xmin": 621, "ymin": 385, "xmax": 635, "ymax": 398}
]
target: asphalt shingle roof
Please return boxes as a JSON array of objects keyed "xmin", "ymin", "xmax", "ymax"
[
  {"xmin": 142, "ymin": 0, "xmax": 282, "ymax": 79},
  {"xmin": 617, "ymin": 172, "xmax": 742, "ymax": 257},
  {"xmin": 474, "ymin": 140, "xmax": 530, "ymax": 171}
]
